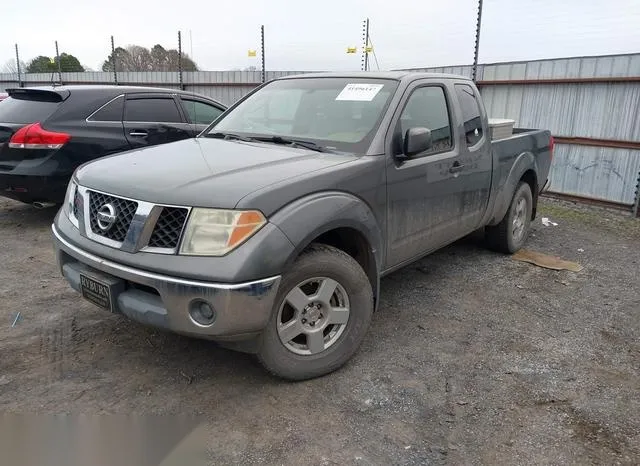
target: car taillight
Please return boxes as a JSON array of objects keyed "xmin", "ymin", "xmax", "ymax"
[
  {"xmin": 8, "ymin": 122, "xmax": 71, "ymax": 149},
  {"xmin": 549, "ymin": 136, "xmax": 555, "ymax": 162}
]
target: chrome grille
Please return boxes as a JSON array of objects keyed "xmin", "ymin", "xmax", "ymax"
[
  {"xmin": 148, "ymin": 207, "xmax": 189, "ymax": 249},
  {"xmin": 88, "ymin": 191, "xmax": 138, "ymax": 242}
]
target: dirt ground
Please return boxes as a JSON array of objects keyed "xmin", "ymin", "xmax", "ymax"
[{"xmin": 0, "ymin": 196, "xmax": 638, "ymax": 465}]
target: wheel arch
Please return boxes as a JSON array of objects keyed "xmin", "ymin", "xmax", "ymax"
[
  {"xmin": 488, "ymin": 151, "xmax": 539, "ymax": 225},
  {"xmin": 269, "ymin": 191, "xmax": 383, "ymax": 310},
  {"xmin": 519, "ymin": 169, "xmax": 539, "ymax": 220}
]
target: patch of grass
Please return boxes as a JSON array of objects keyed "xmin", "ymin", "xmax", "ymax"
[{"xmin": 538, "ymin": 198, "xmax": 640, "ymax": 239}]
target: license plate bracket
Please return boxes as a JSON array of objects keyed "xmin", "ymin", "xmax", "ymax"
[{"xmin": 79, "ymin": 271, "xmax": 123, "ymax": 312}]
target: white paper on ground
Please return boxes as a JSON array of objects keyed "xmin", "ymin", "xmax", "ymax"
[
  {"xmin": 541, "ymin": 217, "xmax": 558, "ymax": 226},
  {"xmin": 335, "ymin": 83, "xmax": 384, "ymax": 101}
]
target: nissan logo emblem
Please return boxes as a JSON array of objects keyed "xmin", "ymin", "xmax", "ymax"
[{"xmin": 96, "ymin": 203, "xmax": 117, "ymax": 231}]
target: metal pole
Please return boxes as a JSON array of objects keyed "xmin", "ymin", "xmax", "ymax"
[
  {"xmin": 178, "ymin": 31, "xmax": 184, "ymax": 90},
  {"xmin": 261, "ymin": 25, "xmax": 266, "ymax": 83},
  {"xmin": 633, "ymin": 170, "xmax": 640, "ymax": 218},
  {"xmin": 361, "ymin": 20, "xmax": 365, "ymax": 71},
  {"xmin": 361, "ymin": 19, "xmax": 370, "ymax": 71},
  {"xmin": 472, "ymin": 0, "xmax": 484, "ymax": 82},
  {"xmin": 189, "ymin": 30, "xmax": 193, "ymax": 62},
  {"xmin": 364, "ymin": 18, "xmax": 370, "ymax": 72},
  {"xmin": 15, "ymin": 43, "xmax": 23, "ymax": 87},
  {"xmin": 111, "ymin": 35, "xmax": 118, "ymax": 84},
  {"xmin": 55, "ymin": 40, "xmax": 62, "ymax": 84}
]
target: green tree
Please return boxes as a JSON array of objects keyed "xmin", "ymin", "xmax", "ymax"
[
  {"xmin": 165, "ymin": 49, "xmax": 198, "ymax": 71},
  {"xmin": 56, "ymin": 53, "xmax": 85, "ymax": 72},
  {"xmin": 102, "ymin": 44, "xmax": 198, "ymax": 72},
  {"xmin": 26, "ymin": 53, "xmax": 84, "ymax": 73},
  {"xmin": 102, "ymin": 47, "xmax": 129, "ymax": 72},
  {"xmin": 26, "ymin": 56, "xmax": 54, "ymax": 73},
  {"xmin": 150, "ymin": 44, "xmax": 169, "ymax": 70}
]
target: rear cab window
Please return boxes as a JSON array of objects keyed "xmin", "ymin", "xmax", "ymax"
[
  {"xmin": 454, "ymin": 84, "xmax": 484, "ymax": 146},
  {"xmin": 124, "ymin": 97, "xmax": 183, "ymax": 123}
]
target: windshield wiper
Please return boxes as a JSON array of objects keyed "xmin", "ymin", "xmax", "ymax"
[
  {"xmin": 206, "ymin": 131, "xmax": 255, "ymax": 143},
  {"xmin": 208, "ymin": 132, "xmax": 331, "ymax": 152},
  {"xmin": 252, "ymin": 135, "xmax": 331, "ymax": 153}
]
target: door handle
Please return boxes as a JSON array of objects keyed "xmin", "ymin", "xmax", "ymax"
[
  {"xmin": 129, "ymin": 131, "xmax": 148, "ymax": 137},
  {"xmin": 449, "ymin": 161, "xmax": 465, "ymax": 174}
]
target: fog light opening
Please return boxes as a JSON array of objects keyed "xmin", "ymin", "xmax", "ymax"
[{"xmin": 189, "ymin": 300, "xmax": 217, "ymax": 326}]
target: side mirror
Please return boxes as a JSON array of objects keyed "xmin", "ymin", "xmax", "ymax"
[{"xmin": 403, "ymin": 127, "xmax": 432, "ymax": 157}]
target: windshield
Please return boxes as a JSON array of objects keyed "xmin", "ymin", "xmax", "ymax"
[{"xmin": 206, "ymin": 77, "xmax": 399, "ymax": 153}]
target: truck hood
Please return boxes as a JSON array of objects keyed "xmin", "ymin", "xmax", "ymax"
[{"xmin": 75, "ymin": 138, "xmax": 356, "ymax": 208}]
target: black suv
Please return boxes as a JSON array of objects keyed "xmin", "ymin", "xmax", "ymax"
[{"xmin": 0, "ymin": 85, "xmax": 227, "ymax": 206}]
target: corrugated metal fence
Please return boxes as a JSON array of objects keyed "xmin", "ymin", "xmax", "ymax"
[
  {"xmin": 404, "ymin": 53, "xmax": 640, "ymax": 212},
  {"xmin": 1, "ymin": 53, "xmax": 639, "ymax": 214}
]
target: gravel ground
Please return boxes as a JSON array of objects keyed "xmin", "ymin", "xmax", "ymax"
[{"xmin": 0, "ymin": 196, "xmax": 638, "ymax": 465}]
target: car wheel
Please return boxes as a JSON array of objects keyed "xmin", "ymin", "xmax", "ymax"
[
  {"xmin": 257, "ymin": 243, "xmax": 374, "ymax": 381},
  {"xmin": 486, "ymin": 181, "xmax": 533, "ymax": 254}
]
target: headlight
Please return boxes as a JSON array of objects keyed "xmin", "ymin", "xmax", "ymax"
[
  {"xmin": 63, "ymin": 180, "xmax": 78, "ymax": 221},
  {"xmin": 179, "ymin": 208, "xmax": 266, "ymax": 256}
]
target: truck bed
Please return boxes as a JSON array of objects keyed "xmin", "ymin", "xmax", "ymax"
[
  {"xmin": 492, "ymin": 128, "xmax": 553, "ymax": 189},
  {"xmin": 485, "ymin": 127, "xmax": 554, "ymax": 225}
]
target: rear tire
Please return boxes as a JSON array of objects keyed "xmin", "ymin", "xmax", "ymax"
[
  {"xmin": 257, "ymin": 244, "xmax": 374, "ymax": 381},
  {"xmin": 486, "ymin": 181, "xmax": 533, "ymax": 254}
]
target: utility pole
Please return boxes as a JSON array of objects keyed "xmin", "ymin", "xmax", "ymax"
[
  {"xmin": 261, "ymin": 25, "xmax": 266, "ymax": 83},
  {"xmin": 472, "ymin": 0, "xmax": 484, "ymax": 82},
  {"xmin": 111, "ymin": 36, "xmax": 118, "ymax": 84}
]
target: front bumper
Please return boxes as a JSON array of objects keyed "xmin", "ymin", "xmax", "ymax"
[{"xmin": 52, "ymin": 223, "xmax": 281, "ymax": 340}]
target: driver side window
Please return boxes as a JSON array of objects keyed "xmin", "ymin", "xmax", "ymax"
[{"xmin": 399, "ymin": 86, "xmax": 452, "ymax": 155}]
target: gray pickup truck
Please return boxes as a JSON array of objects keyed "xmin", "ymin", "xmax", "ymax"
[{"xmin": 52, "ymin": 72, "xmax": 553, "ymax": 380}]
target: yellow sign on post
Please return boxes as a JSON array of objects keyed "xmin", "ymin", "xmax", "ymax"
[
  {"xmin": 365, "ymin": 46, "xmax": 373, "ymax": 53},
  {"xmin": 248, "ymin": 49, "xmax": 257, "ymax": 57}
]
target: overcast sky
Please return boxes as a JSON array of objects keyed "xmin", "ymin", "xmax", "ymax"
[{"xmin": 2, "ymin": 0, "xmax": 639, "ymax": 71}]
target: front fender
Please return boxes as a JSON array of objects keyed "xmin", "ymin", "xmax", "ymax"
[
  {"xmin": 269, "ymin": 191, "xmax": 384, "ymax": 307},
  {"xmin": 488, "ymin": 151, "xmax": 538, "ymax": 225},
  {"xmin": 270, "ymin": 191, "xmax": 383, "ymax": 269}
]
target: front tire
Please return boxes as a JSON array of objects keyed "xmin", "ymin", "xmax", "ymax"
[
  {"xmin": 486, "ymin": 181, "xmax": 533, "ymax": 253},
  {"xmin": 257, "ymin": 244, "xmax": 374, "ymax": 381}
]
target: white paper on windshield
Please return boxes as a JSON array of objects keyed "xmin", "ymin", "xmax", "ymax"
[{"xmin": 335, "ymin": 83, "xmax": 384, "ymax": 101}]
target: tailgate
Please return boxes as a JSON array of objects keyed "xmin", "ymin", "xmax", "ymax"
[{"xmin": 0, "ymin": 89, "xmax": 68, "ymax": 165}]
